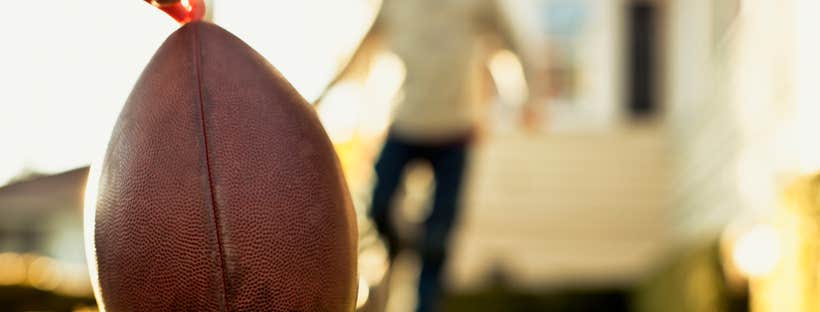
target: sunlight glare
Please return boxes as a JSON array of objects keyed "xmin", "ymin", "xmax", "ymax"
[
  {"xmin": 317, "ymin": 83, "xmax": 366, "ymax": 143},
  {"xmin": 83, "ymin": 151, "xmax": 107, "ymax": 310},
  {"xmin": 214, "ymin": 0, "xmax": 380, "ymax": 102},
  {"xmin": 356, "ymin": 277, "xmax": 371, "ymax": 309},
  {"xmin": 732, "ymin": 224, "xmax": 781, "ymax": 278},
  {"xmin": 360, "ymin": 51, "xmax": 406, "ymax": 137},
  {"xmin": 489, "ymin": 50, "xmax": 529, "ymax": 108}
]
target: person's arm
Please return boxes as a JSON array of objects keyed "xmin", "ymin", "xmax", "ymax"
[
  {"xmin": 480, "ymin": 0, "xmax": 545, "ymax": 128},
  {"xmin": 313, "ymin": 14, "xmax": 384, "ymax": 106},
  {"xmin": 481, "ymin": 0, "xmax": 519, "ymax": 53}
]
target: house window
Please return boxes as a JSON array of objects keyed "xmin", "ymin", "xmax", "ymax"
[{"xmin": 626, "ymin": 2, "xmax": 659, "ymax": 118}]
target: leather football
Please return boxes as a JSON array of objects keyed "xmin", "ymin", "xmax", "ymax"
[{"xmin": 86, "ymin": 21, "xmax": 358, "ymax": 311}]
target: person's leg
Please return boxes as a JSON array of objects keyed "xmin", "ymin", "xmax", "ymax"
[
  {"xmin": 416, "ymin": 142, "xmax": 469, "ymax": 312},
  {"xmin": 369, "ymin": 136, "xmax": 415, "ymax": 260}
]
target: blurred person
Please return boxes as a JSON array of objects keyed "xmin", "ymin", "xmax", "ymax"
[{"xmin": 320, "ymin": 0, "xmax": 541, "ymax": 311}]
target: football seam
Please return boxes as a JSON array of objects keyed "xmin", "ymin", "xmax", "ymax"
[{"xmin": 192, "ymin": 23, "xmax": 233, "ymax": 312}]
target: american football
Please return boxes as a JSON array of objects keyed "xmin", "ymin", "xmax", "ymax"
[{"xmin": 85, "ymin": 21, "xmax": 358, "ymax": 311}]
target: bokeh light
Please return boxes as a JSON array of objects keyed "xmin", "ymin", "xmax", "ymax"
[{"xmin": 731, "ymin": 225, "xmax": 782, "ymax": 279}]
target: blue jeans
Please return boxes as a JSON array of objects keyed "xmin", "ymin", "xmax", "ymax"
[{"xmin": 369, "ymin": 134, "xmax": 469, "ymax": 312}]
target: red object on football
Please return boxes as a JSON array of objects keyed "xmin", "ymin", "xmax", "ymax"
[
  {"xmin": 87, "ymin": 21, "xmax": 357, "ymax": 311},
  {"xmin": 144, "ymin": 0, "xmax": 206, "ymax": 23}
]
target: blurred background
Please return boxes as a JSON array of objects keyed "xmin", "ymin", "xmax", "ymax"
[{"xmin": 1, "ymin": 0, "xmax": 818, "ymax": 311}]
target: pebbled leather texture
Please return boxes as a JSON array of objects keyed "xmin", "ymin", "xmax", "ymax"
[{"xmin": 90, "ymin": 21, "xmax": 358, "ymax": 311}]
